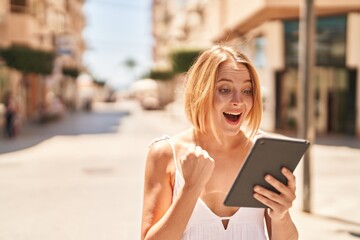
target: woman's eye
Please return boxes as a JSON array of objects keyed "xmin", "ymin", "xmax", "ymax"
[
  {"xmin": 242, "ymin": 89, "xmax": 253, "ymax": 95},
  {"xmin": 219, "ymin": 88, "xmax": 231, "ymax": 94}
]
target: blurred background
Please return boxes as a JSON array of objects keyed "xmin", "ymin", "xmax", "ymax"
[{"xmin": 0, "ymin": 0, "xmax": 360, "ymax": 239}]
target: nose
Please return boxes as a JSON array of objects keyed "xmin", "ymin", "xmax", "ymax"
[{"xmin": 230, "ymin": 91, "xmax": 241, "ymax": 106}]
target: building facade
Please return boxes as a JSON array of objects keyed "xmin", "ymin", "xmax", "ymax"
[
  {"xmin": 0, "ymin": 0, "xmax": 86, "ymax": 128},
  {"xmin": 152, "ymin": 0, "xmax": 360, "ymax": 137}
]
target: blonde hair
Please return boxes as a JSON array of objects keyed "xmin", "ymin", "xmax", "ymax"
[{"xmin": 184, "ymin": 45, "xmax": 262, "ymax": 141}]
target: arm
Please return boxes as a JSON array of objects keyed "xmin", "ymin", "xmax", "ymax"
[
  {"xmin": 264, "ymin": 209, "xmax": 298, "ymax": 240},
  {"xmin": 254, "ymin": 168, "xmax": 298, "ymax": 240},
  {"xmin": 141, "ymin": 143, "xmax": 214, "ymax": 240}
]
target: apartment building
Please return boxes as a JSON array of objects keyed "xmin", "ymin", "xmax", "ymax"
[
  {"xmin": 152, "ymin": 0, "xmax": 360, "ymax": 137},
  {"xmin": 0, "ymin": 0, "xmax": 86, "ymax": 125}
]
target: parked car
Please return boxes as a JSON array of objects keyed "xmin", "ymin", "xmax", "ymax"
[{"xmin": 131, "ymin": 79, "xmax": 161, "ymax": 110}]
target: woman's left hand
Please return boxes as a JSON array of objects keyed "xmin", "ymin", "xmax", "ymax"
[{"xmin": 253, "ymin": 167, "xmax": 296, "ymax": 220}]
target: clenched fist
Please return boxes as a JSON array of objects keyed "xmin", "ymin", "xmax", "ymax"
[{"xmin": 179, "ymin": 145, "xmax": 215, "ymax": 192}]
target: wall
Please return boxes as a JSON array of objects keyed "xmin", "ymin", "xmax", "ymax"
[{"xmin": 347, "ymin": 13, "xmax": 360, "ymax": 136}]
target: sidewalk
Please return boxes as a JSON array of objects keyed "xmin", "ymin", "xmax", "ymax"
[{"xmin": 0, "ymin": 108, "xmax": 130, "ymax": 154}]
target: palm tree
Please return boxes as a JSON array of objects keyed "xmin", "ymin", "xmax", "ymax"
[
  {"xmin": 124, "ymin": 58, "xmax": 136, "ymax": 70},
  {"xmin": 123, "ymin": 58, "xmax": 137, "ymax": 82}
]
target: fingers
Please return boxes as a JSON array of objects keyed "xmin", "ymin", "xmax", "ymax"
[
  {"xmin": 253, "ymin": 191, "xmax": 282, "ymax": 210},
  {"xmin": 263, "ymin": 168, "xmax": 296, "ymax": 198},
  {"xmin": 265, "ymin": 174, "xmax": 294, "ymax": 199},
  {"xmin": 253, "ymin": 185, "xmax": 293, "ymax": 217},
  {"xmin": 282, "ymin": 167, "xmax": 296, "ymax": 192},
  {"xmin": 185, "ymin": 145, "xmax": 203, "ymax": 156},
  {"xmin": 186, "ymin": 144, "xmax": 196, "ymax": 154},
  {"xmin": 195, "ymin": 146, "xmax": 203, "ymax": 157},
  {"xmin": 253, "ymin": 168, "xmax": 297, "ymax": 212},
  {"xmin": 180, "ymin": 145, "xmax": 215, "ymax": 190},
  {"xmin": 202, "ymin": 149, "xmax": 210, "ymax": 159},
  {"xmin": 181, "ymin": 144, "xmax": 197, "ymax": 162},
  {"xmin": 180, "ymin": 145, "xmax": 215, "ymax": 175},
  {"xmin": 253, "ymin": 183, "xmax": 293, "ymax": 209},
  {"xmin": 185, "ymin": 145, "xmax": 212, "ymax": 160}
]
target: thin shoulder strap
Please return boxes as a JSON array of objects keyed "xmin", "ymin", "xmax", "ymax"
[{"xmin": 148, "ymin": 135, "xmax": 179, "ymax": 171}]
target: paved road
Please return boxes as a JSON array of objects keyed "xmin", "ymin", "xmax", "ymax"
[
  {"xmin": 0, "ymin": 101, "xmax": 188, "ymax": 240},
  {"xmin": 0, "ymin": 100, "xmax": 359, "ymax": 239}
]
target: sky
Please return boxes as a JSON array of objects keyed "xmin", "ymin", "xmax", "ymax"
[{"xmin": 82, "ymin": 0, "xmax": 153, "ymax": 90}]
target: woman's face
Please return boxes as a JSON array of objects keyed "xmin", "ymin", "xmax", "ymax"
[{"xmin": 211, "ymin": 61, "xmax": 254, "ymax": 136}]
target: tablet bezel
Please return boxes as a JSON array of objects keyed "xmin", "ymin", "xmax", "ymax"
[{"xmin": 223, "ymin": 136, "xmax": 310, "ymax": 208}]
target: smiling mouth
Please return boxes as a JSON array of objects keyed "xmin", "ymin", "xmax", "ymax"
[{"xmin": 223, "ymin": 112, "xmax": 241, "ymax": 122}]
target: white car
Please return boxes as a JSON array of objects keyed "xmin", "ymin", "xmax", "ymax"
[{"xmin": 131, "ymin": 79, "xmax": 161, "ymax": 110}]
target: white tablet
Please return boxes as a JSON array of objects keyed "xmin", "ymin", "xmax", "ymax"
[{"xmin": 223, "ymin": 136, "xmax": 310, "ymax": 208}]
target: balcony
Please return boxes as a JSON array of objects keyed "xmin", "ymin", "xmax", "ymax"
[
  {"xmin": 11, "ymin": 4, "xmax": 28, "ymax": 14},
  {"xmin": 5, "ymin": 13, "xmax": 53, "ymax": 51},
  {"xmin": 216, "ymin": 0, "xmax": 360, "ymax": 41},
  {"xmin": 7, "ymin": 13, "xmax": 39, "ymax": 46}
]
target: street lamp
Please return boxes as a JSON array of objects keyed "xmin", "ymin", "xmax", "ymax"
[{"xmin": 298, "ymin": 0, "xmax": 316, "ymax": 213}]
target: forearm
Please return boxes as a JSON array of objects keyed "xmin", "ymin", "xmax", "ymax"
[
  {"xmin": 270, "ymin": 212, "xmax": 298, "ymax": 240},
  {"xmin": 144, "ymin": 185, "xmax": 200, "ymax": 240}
]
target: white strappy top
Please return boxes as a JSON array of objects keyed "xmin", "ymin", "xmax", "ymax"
[{"xmin": 151, "ymin": 135, "xmax": 267, "ymax": 240}]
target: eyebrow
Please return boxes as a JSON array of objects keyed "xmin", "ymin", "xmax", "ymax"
[{"xmin": 216, "ymin": 78, "xmax": 252, "ymax": 83}]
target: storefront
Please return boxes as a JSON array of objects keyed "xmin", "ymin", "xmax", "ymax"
[{"xmin": 276, "ymin": 15, "xmax": 357, "ymax": 136}]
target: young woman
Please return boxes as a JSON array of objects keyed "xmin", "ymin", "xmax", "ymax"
[{"xmin": 141, "ymin": 45, "xmax": 298, "ymax": 240}]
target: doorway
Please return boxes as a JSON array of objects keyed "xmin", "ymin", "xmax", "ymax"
[{"xmin": 275, "ymin": 67, "xmax": 356, "ymax": 135}]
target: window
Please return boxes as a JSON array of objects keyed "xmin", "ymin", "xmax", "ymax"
[
  {"xmin": 254, "ymin": 37, "xmax": 266, "ymax": 69},
  {"xmin": 10, "ymin": 0, "xmax": 27, "ymax": 13},
  {"xmin": 284, "ymin": 15, "xmax": 346, "ymax": 67},
  {"xmin": 284, "ymin": 21, "xmax": 299, "ymax": 67},
  {"xmin": 316, "ymin": 16, "xmax": 346, "ymax": 66}
]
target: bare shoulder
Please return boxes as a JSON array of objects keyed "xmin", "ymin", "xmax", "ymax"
[
  {"xmin": 170, "ymin": 128, "xmax": 194, "ymax": 150},
  {"xmin": 146, "ymin": 129, "xmax": 193, "ymax": 168},
  {"xmin": 147, "ymin": 136, "xmax": 174, "ymax": 170}
]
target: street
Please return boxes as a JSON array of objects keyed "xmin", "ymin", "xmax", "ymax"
[
  {"xmin": 0, "ymin": 100, "xmax": 360, "ymax": 239},
  {"xmin": 0, "ymin": 100, "xmax": 188, "ymax": 240}
]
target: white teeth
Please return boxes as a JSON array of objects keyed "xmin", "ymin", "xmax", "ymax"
[{"xmin": 224, "ymin": 112, "xmax": 241, "ymax": 116}]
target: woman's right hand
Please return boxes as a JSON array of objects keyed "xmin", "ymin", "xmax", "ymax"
[{"xmin": 179, "ymin": 145, "xmax": 215, "ymax": 192}]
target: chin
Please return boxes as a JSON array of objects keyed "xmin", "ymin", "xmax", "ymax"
[{"xmin": 221, "ymin": 127, "xmax": 242, "ymax": 137}]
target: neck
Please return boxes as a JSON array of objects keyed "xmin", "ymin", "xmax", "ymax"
[{"xmin": 193, "ymin": 128, "xmax": 250, "ymax": 152}]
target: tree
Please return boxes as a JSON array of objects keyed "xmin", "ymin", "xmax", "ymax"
[
  {"xmin": 123, "ymin": 58, "xmax": 137, "ymax": 82},
  {"xmin": 0, "ymin": 45, "xmax": 54, "ymax": 74},
  {"xmin": 124, "ymin": 58, "xmax": 136, "ymax": 70}
]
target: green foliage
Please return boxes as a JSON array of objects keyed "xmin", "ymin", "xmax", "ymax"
[
  {"xmin": 287, "ymin": 116, "xmax": 297, "ymax": 129},
  {"xmin": 0, "ymin": 45, "xmax": 55, "ymax": 74},
  {"xmin": 149, "ymin": 69, "xmax": 174, "ymax": 81},
  {"xmin": 62, "ymin": 67, "xmax": 79, "ymax": 78},
  {"xmin": 123, "ymin": 58, "xmax": 136, "ymax": 69},
  {"xmin": 170, "ymin": 49, "xmax": 202, "ymax": 73},
  {"xmin": 93, "ymin": 79, "xmax": 106, "ymax": 87}
]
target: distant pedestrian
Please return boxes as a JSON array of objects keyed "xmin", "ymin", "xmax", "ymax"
[{"xmin": 3, "ymin": 91, "xmax": 17, "ymax": 138}]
